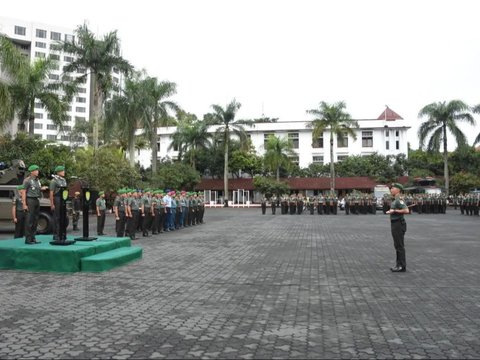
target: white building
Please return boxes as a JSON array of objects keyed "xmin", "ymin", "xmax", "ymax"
[
  {"xmin": 137, "ymin": 107, "xmax": 410, "ymax": 169},
  {"xmin": 0, "ymin": 17, "xmax": 121, "ymax": 145}
]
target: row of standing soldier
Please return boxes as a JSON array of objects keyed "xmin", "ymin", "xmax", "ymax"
[
  {"xmin": 113, "ymin": 189, "xmax": 205, "ymax": 240},
  {"xmin": 261, "ymin": 194, "xmax": 339, "ymax": 215}
]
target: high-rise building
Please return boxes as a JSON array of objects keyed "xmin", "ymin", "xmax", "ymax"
[{"xmin": 0, "ymin": 16, "xmax": 120, "ymax": 145}]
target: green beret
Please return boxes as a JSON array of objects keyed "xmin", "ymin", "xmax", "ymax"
[
  {"xmin": 16, "ymin": 185, "xmax": 25, "ymax": 190},
  {"xmin": 391, "ymin": 183, "xmax": 404, "ymax": 191},
  {"xmin": 28, "ymin": 164, "xmax": 39, "ymax": 172},
  {"xmin": 54, "ymin": 165, "xmax": 65, "ymax": 173},
  {"xmin": 99, "ymin": 191, "xmax": 105, "ymax": 196}
]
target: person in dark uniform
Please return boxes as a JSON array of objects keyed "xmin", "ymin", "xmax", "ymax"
[
  {"xmin": 96, "ymin": 191, "xmax": 107, "ymax": 235},
  {"xmin": 114, "ymin": 189, "xmax": 127, "ymax": 237},
  {"xmin": 49, "ymin": 165, "xmax": 68, "ymax": 239},
  {"xmin": 261, "ymin": 196, "xmax": 267, "ymax": 215},
  {"xmin": 72, "ymin": 191, "xmax": 82, "ymax": 231},
  {"xmin": 22, "ymin": 164, "xmax": 47, "ymax": 244},
  {"xmin": 271, "ymin": 195, "xmax": 277, "ymax": 215},
  {"xmin": 12, "ymin": 185, "xmax": 26, "ymax": 239},
  {"xmin": 386, "ymin": 183, "xmax": 409, "ymax": 272}
]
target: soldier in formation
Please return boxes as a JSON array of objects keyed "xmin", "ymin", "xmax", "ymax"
[{"xmin": 344, "ymin": 193, "xmax": 377, "ymax": 215}]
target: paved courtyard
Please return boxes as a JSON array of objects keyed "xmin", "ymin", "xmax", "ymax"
[{"xmin": 0, "ymin": 209, "xmax": 479, "ymax": 359}]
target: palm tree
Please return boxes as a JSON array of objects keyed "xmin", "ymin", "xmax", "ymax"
[
  {"xmin": 418, "ymin": 100, "xmax": 475, "ymax": 196},
  {"xmin": 473, "ymin": 104, "xmax": 480, "ymax": 145},
  {"xmin": 104, "ymin": 72, "xmax": 150, "ymax": 167},
  {"xmin": 170, "ymin": 120, "xmax": 211, "ymax": 169},
  {"xmin": 210, "ymin": 99, "xmax": 249, "ymax": 207},
  {"xmin": 306, "ymin": 101, "xmax": 358, "ymax": 190},
  {"xmin": 143, "ymin": 77, "xmax": 179, "ymax": 174},
  {"xmin": 57, "ymin": 24, "xmax": 132, "ymax": 151},
  {"xmin": 0, "ymin": 35, "xmax": 73, "ymax": 134},
  {"xmin": 263, "ymin": 135, "xmax": 295, "ymax": 181}
]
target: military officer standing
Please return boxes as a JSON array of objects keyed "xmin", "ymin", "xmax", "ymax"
[
  {"xmin": 49, "ymin": 165, "xmax": 67, "ymax": 239},
  {"xmin": 261, "ymin": 196, "xmax": 267, "ymax": 215},
  {"xmin": 12, "ymin": 185, "xmax": 26, "ymax": 239},
  {"xmin": 22, "ymin": 164, "xmax": 47, "ymax": 244},
  {"xmin": 386, "ymin": 183, "xmax": 409, "ymax": 272},
  {"xmin": 271, "ymin": 195, "xmax": 277, "ymax": 215},
  {"xmin": 114, "ymin": 189, "xmax": 127, "ymax": 237},
  {"xmin": 96, "ymin": 191, "xmax": 107, "ymax": 236}
]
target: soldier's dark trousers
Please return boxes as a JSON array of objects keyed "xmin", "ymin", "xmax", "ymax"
[
  {"xmin": 14, "ymin": 209, "xmax": 25, "ymax": 238},
  {"xmin": 116, "ymin": 212, "xmax": 126, "ymax": 237},
  {"xmin": 97, "ymin": 210, "xmax": 106, "ymax": 235},
  {"xmin": 290, "ymin": 204, "xmax": 295, "ymax": 215},
  {"xmin": 345, "ymin": 204, "xmax": 349, "ymax": 215},
  {"xmin": 271, "ymin": 204, "xmax": 276, "ymax": 215},
  {"xmin": 391, "ymin": 218, "xmax": 407, "ymax": 269},
  {"xmin": 142, "ymin": 210, "xmax": 152, "ymax": 236},
  {"xmin": 52, "ymin": 196, "xmax": 64, "ymax": 240},
  {"xmin": 261, "ymin": 204, "xmax": 266, "ymax": 214},
  {"xmin": 297, "ymin": 203, "xmax": 303, "ymax": 215},
  {"xmin": 325, "ymin": 204, "xmax": 330, "ymax": 215},
  {"xmin": 25, "ymin": 197, "xmax": 39, "ymax": 243},
  {"xmin": 309, "ymin": 205, "xmax": 314, "ymax": 215},
  {"xmin": 128, "ymin": 210, "xmax": 140, "ymax": 239},
  {"xmin": 317, "ymin": 204, "xmax": 323, "ymax": 215}
]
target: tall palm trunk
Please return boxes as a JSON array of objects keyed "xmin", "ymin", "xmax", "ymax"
[
  {"xmin": 443, "ymin": 123, "xmax": 449, "ymax": 197},
  {"xmin": 224, "ymin": 129, "xmax": 229, "ymax": 207},
  {"xmin": 276, "ymin": 167, "xmax": 280, "ymax": 182},
  {"xmin": 90, "ymin": 74, "xmax": 103, "ymax": 151},
  {"xmin": 28, "ymin": 98, "xmax": 35, "ymax": 136},
  {"xmin": 330, "ymin": 131, "xmax": 335, "ymax": 191},
  {"xmin": 128, "ymin": 132, "xmax": 135, "ymax": 168},
  {"xmin": 151, "ymin": 130, "xmax": 158, "ymax": 174}
]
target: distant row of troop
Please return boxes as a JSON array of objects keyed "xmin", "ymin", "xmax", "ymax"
[{"xmin": 111, "ymin": 189, "xmax": 206, "ymax": 241}]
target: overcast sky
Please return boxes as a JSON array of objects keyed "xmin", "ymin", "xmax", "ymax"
[{"xmin": 3, "ymin": 0, "xmax": 480, "ymax": 149}]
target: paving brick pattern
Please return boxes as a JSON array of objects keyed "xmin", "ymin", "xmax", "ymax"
[{"xmin": 0, "ymin": 209, "xmax": 479, "ymax": 359}]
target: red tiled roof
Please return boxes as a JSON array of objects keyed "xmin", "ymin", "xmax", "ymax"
[
  {"xmin": 377, "ymin": 107, "xmax": 403, "ymax": 121},
  {"xmin": 195, "ymin": 176, "xmax": 410, "ymax": 191}
]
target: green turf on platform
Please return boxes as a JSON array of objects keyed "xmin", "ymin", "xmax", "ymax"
[
  {"xmin": 0, "ymin": 236, "xmax": 136, "ymax": 273},
  {"xmin": 81, "ymin": 246, "xmax": 143, "ymax": 272}
]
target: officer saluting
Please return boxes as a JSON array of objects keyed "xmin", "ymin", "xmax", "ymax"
[
  {"xmin": 22, "ymin": 165, "xmax": 48, "ymax": 244},
  {"xmin": 386, "ymin": 183, "xmax": 409, "ymax": 272}
]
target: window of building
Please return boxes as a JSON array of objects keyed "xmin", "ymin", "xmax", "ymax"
[
  {"xmin": 48, "ymin": 74, "xmax": 59, "ymax": 80},
  {"xmin": 67, "ymin": 106, "xmax": 72, "ymax": 112},
  {"xmin": 395, "ymin": 130, "xmax": 400, "ymax": 137},
  {"xmin": 337, "ymin": 132, "xmax": 348, "ymax": 148},
  {"xmin": 78, "ymin": 88, "xmax": 86, "ymax": 93},
  {"xmin": 36, "ymin": 29, "xmax": 47, "ymax": 38},
  {"xmin": 264, "ymin": 132, "xmax": 274, "ymax": 148},
  {"xmin": 51, "ymin": 64, "xmax": 59, "ymax": 70},
  {"xmin": 386, "ymin": 141, "xmax": 390, "ymax": 150},
  {"xmin": 76, "ymin": 107, "xmax": 86, "ymax": 113},
  {"xmin": 50, "ymin": 31, "xmax": 61, "ymax": 41},
  {"xmin": 46, "ymin": 134, "xmax": 57, "ymax": 140},
  {"xmin": 34, "ymin": 113, "xmax": 43, "ymax": 119},
  {"xmin": 75, "ymin": 116, "xmax": 86, "ymax": 123},
  {"xmin": 60, "ymin": 135, "xmax": 70, "ymax": 141},
  {"xmin": 385, "ymin": 129, "xmax": 389, "ymax": 137},
  {"xmin": 396, "ymin": 140, "xmax": 400, "ymax": 150},
  {"xmin": 34, "ymin": 123, "xmax": 43, "ymax": 129},
  {"xmin": 312, "ymin": 155, "xmax": 324, "ymax": 165},
  {"xmin": 362, "ymin": 130, "xmax": 373, "ymax": 147},
  {"xmin": 288, "ymin": 132, "xmax": 299, "ymax": 149},
  {"xmin": 47, "ymin": 124, "xmax": 57, "ymax": 130},
  {"xmin": 35, "ymin": 41, "xmax": 46, "ymax": 48},
  {"xmin": 34, "ymin": 102, "xmax": 43, "ymax": 109},
  {"xmin": 337, "ymin": 155, "xmax": 348, "ymax": 162},
  {"xmin": 33, "ymin": 134, "xmax": 43, "ymax": 140},
  {"xmin": 76, "ymin": 97, "xmax": 86, "ymax": 103},
  {"xmin": 312, "ymin": 132, "xmax": 323, "ymax": 148},
  {"xmin": 65, "ymin": 116, "xmax": 72, "ymax": 122},
  {"xmin": 50, "ymin": 54, "xmax": 60, "ymax": 60},
  {"xmin": 289, "ymin": 155, "xmax": 299, "ymax": 166},
  {"xmin": 60, "ymin": 125, "xmax": 72, "ymax": 131},
  {"xmin": 35, "ymin": 52, "xmax": 46, "ymax": 58},
  {"xmin": 156, "ymin": 139, "xmax": 160, "ymax": 153},
  {"xmin": 77, "ymin": 68, "xmax": 86, "ymax": 74},
  {"xmin": 113, "ymin": 67, "xmax": 119, "ymax": 74},
  {"xmin": 64, "ymin": 34, "xmax": 74, "ymax": 42},
  {"xmin": 14, "ymin": 26, "xmax": 26, "ymax": 36},
  {"xmin": 63, "ymin": 56, "xmax": 74, "ymax": 63}
]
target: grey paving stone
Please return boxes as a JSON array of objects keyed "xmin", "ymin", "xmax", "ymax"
[{"xmin": 0, "ymin": 209, "xmax": 479, "ymax": 359}]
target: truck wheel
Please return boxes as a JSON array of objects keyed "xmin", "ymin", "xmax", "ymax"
[{"xmin": 38, "ymin": 211, "xmax": 53, "ymax": 234}]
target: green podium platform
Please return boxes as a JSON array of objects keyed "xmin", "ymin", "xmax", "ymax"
[{"xmin": 0, "ymin": 235, "xmax": 142, "ymax": 273}]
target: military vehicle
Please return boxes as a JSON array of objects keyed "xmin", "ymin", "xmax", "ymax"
[{"xmin": 0, "ymin": 160, "xmax": 53, "ymax": 234}]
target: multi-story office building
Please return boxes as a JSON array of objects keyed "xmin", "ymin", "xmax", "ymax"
[
  {"xmin": 0, "ymin": 17, "xmax": 121, "ymax": 145},
  {"xmin": 137, "ymin": 106, "xmax": 410, "ymax": 169}
]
